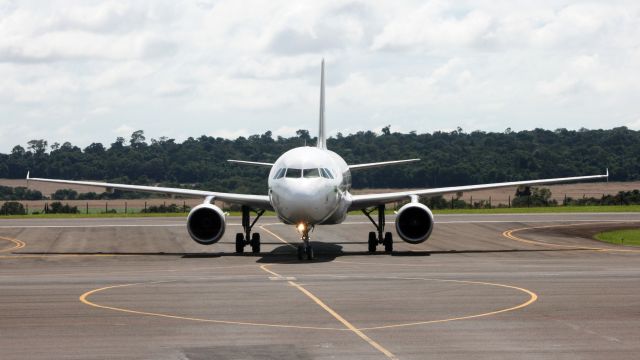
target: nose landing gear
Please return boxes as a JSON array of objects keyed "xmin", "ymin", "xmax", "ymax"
[
  {"xmin": 363, "ymin": 204, "xmax": 393, "ymax": 253},
  {"xmin": 296, "ymin": 224, "xmax": 314, "ymax": 260},
  {"xmin": 235, "ymin": 206, "xmax": 265, "ymax": 254}
]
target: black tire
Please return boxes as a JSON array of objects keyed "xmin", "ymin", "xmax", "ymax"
[
  {"xmin": 297, "ymin": 244, "xmax": 304, "ymax": 260},
  {"xmin": 306, "ymin": 245, "xmax": 314, "ymax": 260},
  {"xmin": 368, "ymin": 232, "xmax": 377, "ymax": 252},
  {"xmin": 235, "ymin": 233, "xmax": 244, "ymax": 253},
  {"xmin": 384, "ymin": 232, "xmax": 393, "ymax": 252},
  {"xmin": 251, "ymin": 233, "xmax": 261, "ymax": 253}
]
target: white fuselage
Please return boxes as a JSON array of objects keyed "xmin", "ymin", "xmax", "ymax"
[{"xmin": 268, "ymin": 147, "xmax": 352, "ymax": 226}]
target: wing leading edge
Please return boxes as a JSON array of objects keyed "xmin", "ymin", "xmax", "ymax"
[
  {"xmin": 349, "ymin": 170, "xmax": 609, "ymax": 211},
  {"xmin": 26, "ymin": 175, "xmax": 272, "ymax": 210},
  {"xmin": 349, "ymin": 159, "xmax": 421, "ymax": 170}
]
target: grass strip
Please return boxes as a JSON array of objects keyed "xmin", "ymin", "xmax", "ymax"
[{"xmin": 594, "ymin": 229, "xmax": 640, "ymax": 246}]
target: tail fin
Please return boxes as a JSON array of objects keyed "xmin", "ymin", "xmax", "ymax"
[{"xmin": 317, "ymin": 59, "xmax": 327, "ymax": 150}]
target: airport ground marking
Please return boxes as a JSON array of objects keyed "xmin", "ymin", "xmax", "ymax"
[
  {"xmin": 258, "ymin": 223, "xmax": 399, "ymax": 359},
  {"xmin": 259, "ymin": 225, "xmax": 297, "ymax": 249},
  {"xmin": 352, "ymin": 276, "xmax": 538, "ymax": 331},
  {"xmin": 502, "ymin": 221, "xmax": 640, "ymax": 253},
  {"xmin": 79, "ymin": 281, "xmax": 345, "ymax": 331},
  {"xmin": 77, "ymin": 264, "xmax": 538, "ymax": 358},
  {"xmin": 0, "ymin": 236, "xmax": 26, "ymax": 253},
  {"xmin": 261, "ymin": 263, "xmax": 398, "ymax": 360},
  {"xmin": 288, "ymin": 279, "xmax": 399, "ymax": 360}
]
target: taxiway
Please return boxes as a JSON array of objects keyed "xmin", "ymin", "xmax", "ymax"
[{"xmin": 1, "ymin": 213, "xmax": 639, "ymax": 359}]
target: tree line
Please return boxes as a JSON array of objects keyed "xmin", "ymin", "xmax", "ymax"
[{"xmin": 0, "ymin": 127, "xmax": 638, "ymax": 195}]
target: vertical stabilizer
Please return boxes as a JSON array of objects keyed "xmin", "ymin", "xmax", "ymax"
[{"xmin": 317, "ymin": 59, "xmax": 327, "ymax": 150}]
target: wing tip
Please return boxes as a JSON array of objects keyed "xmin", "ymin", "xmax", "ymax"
[{"xmin": 26, "ymin": 171, "xmax": 30, "ymax": 180}]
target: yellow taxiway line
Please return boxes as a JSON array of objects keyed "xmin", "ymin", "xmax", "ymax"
[
  {"xmin": 260, "ymin": 262, "xmax": 398, "ymax": 360},
  {"xmin": 79, "ymin": 281, "xmax": 344, "ymax": 331},
  {"xmin": 0, "ymin": 236, "xmax": 26, "ymax": 253},
  {"xmin": 502, "ymin": 221, "xmax": 640, "ymax": 253}
]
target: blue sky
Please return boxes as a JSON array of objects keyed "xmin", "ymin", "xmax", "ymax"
[{"xmin": 1, "ymin": 0, "xmax": 639, "ymax": 152}]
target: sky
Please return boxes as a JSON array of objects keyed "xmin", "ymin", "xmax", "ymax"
[{"xmin": 1, "ymin": 0, "xmax": 639, "ymax": 152}]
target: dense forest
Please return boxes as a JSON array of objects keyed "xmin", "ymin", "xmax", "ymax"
[{"xmin": 0, "ymin": 126, "xmax": 638, "ymax": 195}]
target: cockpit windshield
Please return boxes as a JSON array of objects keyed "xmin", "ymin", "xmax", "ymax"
[
  {"xmin": 303, "ymin": 168, "xmax": 320, "ymax": 178},
  {"xmin": 273, "ymin": 168, "xmax": 286, "ymax": 179},
  {"xmin": 276, "ymin": 168, "xmax": 333, "ymax": 179},
  {"xmin": 320, "ymin": 168, "xmax": 333, "ymax": 179},
  {"xmin": 285, "ymin": 168, "xmax": 302, "ymax": 178}
]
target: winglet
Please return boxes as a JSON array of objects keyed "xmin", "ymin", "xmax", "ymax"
[
  {"xmin": 317, "ymin": 59, "xmax": 327, "ymax": 150},
  {"xmin": 26, "ymin": 171, "xmax": 30, "ymax": 180},
  {"xmin": 606, "ymin": 168, "xmax": 609, "ymax": 182}
]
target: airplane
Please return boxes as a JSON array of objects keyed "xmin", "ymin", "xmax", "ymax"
[{"xmin": 27, "ymin": 60, "xmax": 609, "ymax": 260}]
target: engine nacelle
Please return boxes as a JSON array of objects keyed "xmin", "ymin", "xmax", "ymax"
[
  {"xmin": 395, "ymin": 202, "xmax": 434, "ymax": 244},
  {"xmin": 187, "ymin": 203, "xmax": 226, "ymax": 245}
]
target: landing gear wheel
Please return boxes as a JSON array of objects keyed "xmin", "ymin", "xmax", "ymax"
[
  {"xmin": 306, "ymin": 245, "xmax": 314, "ymax": 260},
  {"xmin": 235, "ymin": 233, "xmax": 244, "ymax": 254},
  {"xmin": 383, "ymin": 232, "xmax": 393, "ymax": 253},
  {"xmin": 297, "ymin": 244, "xmax": 304, "ymax": 260},
  {"xmin": 368, "ymin": 232, "xmax": 377, "ymax": 252},
  {"xmin": 250, "ymin": 233, "xmax": 261, "ymax": 253}
]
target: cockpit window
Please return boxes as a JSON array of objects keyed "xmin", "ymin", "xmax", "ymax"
[
  {"xmin": 285, "ymin": 168, "xmax": 302, "ymax": 178},
  {"xmin": 320, "ymin": 168, "xmax": 334, "ymax": 179},
  {"xmin": 303, "ymin": 168, "xmax": 320, "ymax": 178},
  {"xmin": 274, "ymin": 168, "xmax": 286, "ymax": 179}
]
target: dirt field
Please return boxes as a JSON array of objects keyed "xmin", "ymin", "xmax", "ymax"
[
  {"xmin": 353, "ymin": 181, "xmax": 640, "ymax": 205},
  {"xmin": 1, "ymin": 178, "xmax": 106, "ymax": 195}
]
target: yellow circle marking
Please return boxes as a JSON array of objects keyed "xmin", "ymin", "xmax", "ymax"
[
  {"xmin": 0, "ymin": 236, "xmax": 26, "ymax": 253},
  {"xmin": 79, "ymin": 281, "xmax": 345, "ymax": 331},
  {"xmin": 357, "ymin": 277, "xmax": 537, "ymax": 330},
  {"xmin": 502, "ymin": 221, "xmax": 640, "ymax": 253},
  {"xmin": 79, "ymin": 274, "xmax": 537, "ymax": 332}
]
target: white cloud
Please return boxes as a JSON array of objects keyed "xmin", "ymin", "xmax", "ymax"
[{"xmin": 0, "ymin": 0, "xmax": 639, "ymax": 151}]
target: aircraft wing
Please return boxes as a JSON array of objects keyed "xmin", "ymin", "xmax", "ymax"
[
  {"xmin": 26, "ymin": 174, "xmax": 273, "ymax": 211},
  {"xmin": 227, "ymin": 160, "xmax": 274, "ymax": 167},
  {"xmin": 349, "ymin": 159, "xmax": 420, "ymax": 170},
  {"xmin": 349, "ymin": 170, "xmax": 608, "ymax": 211}
]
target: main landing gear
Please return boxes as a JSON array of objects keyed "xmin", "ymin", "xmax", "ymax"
[
  {"xmin": 235, "ymin": 205, "xmax": 265, "ymax": 254},
  {"xmin": 297, "ymin": 224, "xmax": 315, "ymax": 261},
  {"xmin": 362, "ymin": 204, "xmax": 393, "ymax": 253}
]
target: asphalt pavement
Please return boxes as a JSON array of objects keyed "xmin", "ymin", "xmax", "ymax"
[{"xmin": 1, "ymin": 213, "xmax": 639, "ymax": 359}]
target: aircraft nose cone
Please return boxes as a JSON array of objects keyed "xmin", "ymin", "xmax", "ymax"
[{"xmin": 272, "ymin": 182, "xmax": 338, "ymax": 224}]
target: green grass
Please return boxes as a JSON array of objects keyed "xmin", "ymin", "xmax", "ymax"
[{"xmin": 594, "ymin": 229, "xmax": 640, "ymax": 246}]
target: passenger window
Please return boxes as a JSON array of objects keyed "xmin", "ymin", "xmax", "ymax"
[
  {"xmin": 285, "ymin": 168, "xmax": 302, "ymax": 178},
  {"xmin": 303, "ymin": 168, "xmax": 320, "ymax": 178}
]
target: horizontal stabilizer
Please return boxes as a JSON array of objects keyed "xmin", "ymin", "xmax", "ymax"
[
  {"xmin": 349, "ymin": 159, "xmax": 420, "ymax": 170},
  {"xmin": 227, "ymin": 160, "xmax": 274, "ymax": 167}
]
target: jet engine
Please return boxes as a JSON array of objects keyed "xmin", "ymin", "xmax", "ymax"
[
  {"xmin": 187, "ymin": 203, "xmax": 226, "ymax": 245},
  {"xmin": 395, "ymin": 202, "xmax": 434, "ymax": 244}
]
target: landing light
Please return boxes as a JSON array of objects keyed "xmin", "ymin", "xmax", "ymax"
[{"xmin": 297, "ymin": 222, "xmax": 307, "ymax": 233}]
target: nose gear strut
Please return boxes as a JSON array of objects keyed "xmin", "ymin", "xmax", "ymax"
[{"xmin": 297, "ymin": 224, "xmax": 315, "ymax": 260}]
